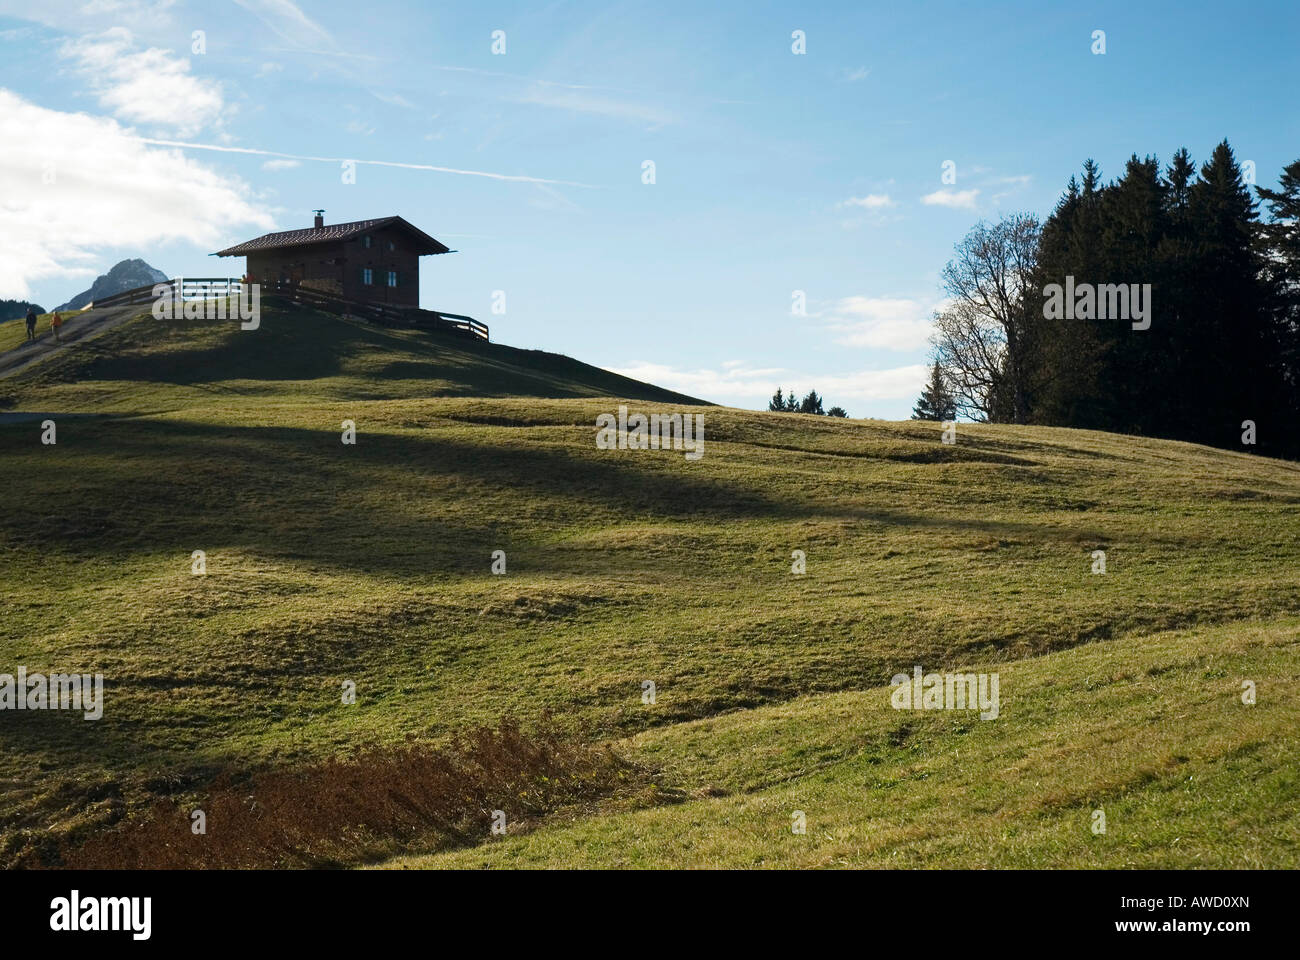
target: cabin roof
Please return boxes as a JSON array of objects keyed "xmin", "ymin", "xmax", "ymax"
[{"xmin": 213, "ymin": 216, "xmax": 450, "ymax": 257}]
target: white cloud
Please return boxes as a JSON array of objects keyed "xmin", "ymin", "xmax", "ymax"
[
  {"xmin": 79, "ymin": 0, "xmax": 175, "ymax": 14},
  {"xmin": 527, "ymin": 183, "xmax": 580, "ymax": 212},
  {"xmin": 233, "ymin": 0, "xmax": 335, "ymax": 51},
  {"xmin": 371, "ymin": 91, "xmax": 415, "ymax": 109},
  {"xmin": 821, "ymin": 296, "xmax": 939, "ymax": 351},
  {"xmin": 127, "ymin": 136, "xmax": 593, "ymax": 186},
  {"xmin": 607, "ymin": 361, "xmax": 929, "ymax": 411},
  {"xmin": 261, "ymin": 158, "xmax": 300, "ymax": 171},
  {"xmin": 841, "ymin": 66, "xmax": 870, "ymax": 82},
  {"xmin": 60, "ymin": 27, "xmax": 226, "ymax": 137},
  {"xmin": 513, "ymin": 86, "xmax": 675, "ymax": 127},
  {"xmin": 841, "ymin": 194, "xmax": 894, "ymax": 209},
  {"xmin": 0, "ymin": 0, "xmax": 178, "ymax": 35},
  {"xmin": 0, "ymin": 89, "xmax": 273, "ymax": 299},
  {"xmin": 799, "ymin": 365, "xmax": 929, "ymax": 403},
  {"xmin": 989, "ymin": 174, "xmax": 1032, "ymax": 204},
  {"xmin": 920, "ymin": 188, "xmax": 980, "ymax": 210}
]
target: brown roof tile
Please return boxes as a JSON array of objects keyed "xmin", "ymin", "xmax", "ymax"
[{"xmin": 213, "ymin": 216, "xmax": 450, "ymax": 257}]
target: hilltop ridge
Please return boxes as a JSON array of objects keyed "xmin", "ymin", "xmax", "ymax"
[{"xmin": 0, "ymin": 299, "xmax": 706, "ymax": 409}]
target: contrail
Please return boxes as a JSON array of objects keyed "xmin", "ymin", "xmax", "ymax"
[{"xmin": 130, "ymin": 137, "xmax": 594, "ymax": 187}]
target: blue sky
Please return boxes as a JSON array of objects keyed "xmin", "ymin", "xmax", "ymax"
[{"xmin": 1, "ymin": 0, "xmax": 1296, "ymax": 416}]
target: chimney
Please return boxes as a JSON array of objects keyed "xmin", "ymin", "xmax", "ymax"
[{"xmin": 312, "ymin": 209, "xmax": 325, "ymax": 229}]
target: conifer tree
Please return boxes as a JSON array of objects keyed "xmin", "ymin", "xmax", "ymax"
[
  {"xmin": 1026, "ymin": 141, "xmax": 1294, "ymax": 457},
  {"xmin": 1184, "ymin": 140, "xmax": 1269, "ymax": 448},
  {"xmin": 912, "ymin": 361, "xmax": 957, "ymax": 421},
  {"xmin": 1254, "ymin": 157, "xmax": 1300, "ymax": 452},
  {"xmin": 798, "ymin": 390, "xmax": 824, "ymax": 415}
]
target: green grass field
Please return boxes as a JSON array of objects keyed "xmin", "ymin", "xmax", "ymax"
[
  {"xmin": 392, "ymin": 619, "xmax": 1299, "ymax": 869},
  {"xmin": 1, "ymin": 302, "xmax": 1297, "ymax": 868}
]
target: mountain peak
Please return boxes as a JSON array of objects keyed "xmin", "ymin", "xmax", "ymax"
[{"xmin": 56, "ymin": 259, "xmax": 168, "ymax": 311}]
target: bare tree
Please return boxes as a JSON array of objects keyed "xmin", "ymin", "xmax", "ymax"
[
  {"xmin": 930, "ymin": 302, "xmax": 1005, "ymax": 421},
  {"xmin": 930, "ymin": 213, "xmax": 1041, "ymax": 423}
]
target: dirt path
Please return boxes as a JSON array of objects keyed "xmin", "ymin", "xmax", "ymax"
[{"xmin": 0, "ymin": 304, "xmax": 144, "ymax": 379}]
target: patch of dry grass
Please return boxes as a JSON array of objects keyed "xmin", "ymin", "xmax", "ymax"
[{"xmin": 48, "ymin": 717, "xmax": 640, "ymax": 869}]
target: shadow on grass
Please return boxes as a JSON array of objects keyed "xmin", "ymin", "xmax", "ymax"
[
  {"xmin": 12, "ymin": 301, "xmax": 705, "ymax": 405},
  {"xmin": 0, "ymin": 414, "xmax": 782, "ymax": 578},
  {"xmin": 0, "ymin": 411, "xmax": 1142, "ymax": 593}
]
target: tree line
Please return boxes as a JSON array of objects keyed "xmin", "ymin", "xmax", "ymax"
[
  {"xmin": 914, "ymin": 141, "xmax": 1300, "ymax": 460},
  {"xmin": 2, "ymin": 299, "xmax": 46, "ymax": 322},
  {"xmin": 769, "ymin": 388, "xmax": 848, "ymax": 418}
]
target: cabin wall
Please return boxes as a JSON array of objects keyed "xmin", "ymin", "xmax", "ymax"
[
  {"xmin": 245, "ymin": 242, "xmax": 347, "ymax": 297},
  {"xmin": 242, "ymin": 225, "xmax": 423, "ymax": 308},
  {"xmin": 339, "ymin": 226, "xmax": 421, "ymax": 308}
]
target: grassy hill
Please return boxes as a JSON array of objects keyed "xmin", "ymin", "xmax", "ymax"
[
  {"xmin": 1, "ymin": 302, "xmax": 1297, "ymax": 868},
  {"xmin": 390, "ymin": 618, "xmax": 1299, "ymax": 869},
  {"xmin": 0, "ymin": 301, "xmax": 704, "ymax": 410}
]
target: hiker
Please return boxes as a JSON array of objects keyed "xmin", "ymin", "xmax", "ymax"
[
  {"xmin": 24, "ymin": 306, "xmax": 37, "ymax": 341},
  {"xmin": 49, "ymin": 311, "xmax": 64, "ymax": 342}
]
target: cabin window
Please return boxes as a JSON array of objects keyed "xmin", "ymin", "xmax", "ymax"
[
  {"xmin": 387, "ymin": 240, "xmax": 396, "ymax": 252},
  {"xmin": 362, "ymin": 268, "xmax": 373, "ymax": 285},
  {"xmin": 387, "ymin": 271, "xmax": 398, "ymax": 287},
  {"xmin": 362, "ymin": 235, "xmax": 372, "ymax": 249}
]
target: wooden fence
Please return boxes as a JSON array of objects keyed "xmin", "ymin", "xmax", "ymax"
[{"xmin": 90, "ymin": 278, "xmax": 489, "ymax": 341}]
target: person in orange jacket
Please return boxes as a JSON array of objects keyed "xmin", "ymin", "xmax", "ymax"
[{"xmin": 49, "ymin": 311, "xmax": 64, "ymax": 342}]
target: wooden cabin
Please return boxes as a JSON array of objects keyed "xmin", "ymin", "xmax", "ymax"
[{"xmin": 213, "ymin": 212, "xmax": 451, "ymax": 309}]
